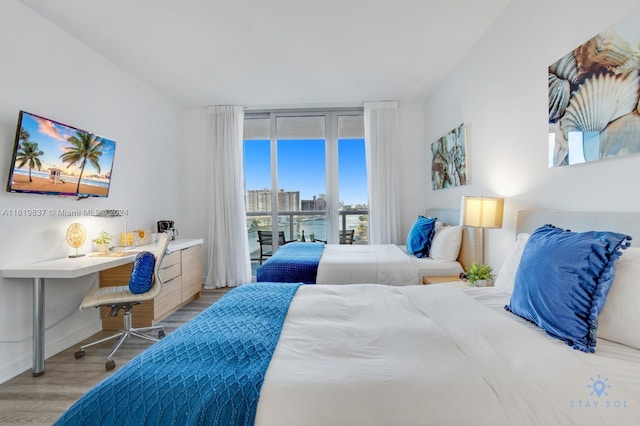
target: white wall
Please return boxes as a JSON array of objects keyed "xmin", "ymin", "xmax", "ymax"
[
  {"xmin": 179, "ymin": 108, "xmax": 211, "ymax": 277},
  {"xmin": 422, "ymin": 0, "xmax": 640, "ymax": 270},
  {"xmin": 0, "ymin": 1, "xmax": 181, "ymax": 382}
]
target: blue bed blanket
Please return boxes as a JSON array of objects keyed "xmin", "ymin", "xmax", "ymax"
[
  {"xmin": 55, "ymin": 282, "xmax": 302, "ymax": 426},
  {"xmin": 256, "ymin": 242, "xmax": 324, "ymax": 284}
]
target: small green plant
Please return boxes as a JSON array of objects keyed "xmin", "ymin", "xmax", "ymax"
[
  {"xmin": 92, "ymin": 231, "xmax": 112, "ymax": 245},
  {"xmin": 465, "ymin": 262, "xmax": 493, "ymax": 284}
]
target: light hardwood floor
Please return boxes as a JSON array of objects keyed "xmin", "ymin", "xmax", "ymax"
[{"xmin": 0, "ymin": 288, "xmax": 230, "ymax": 426}]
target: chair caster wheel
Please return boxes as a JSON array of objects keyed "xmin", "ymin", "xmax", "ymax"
[
  {"xmin": 105, "ymin": 360, "xmax": 116, "ymax": 371},
  {"xmin": 74, "ymin": 350, "xmax": 85, "ymax": 359},
  {"xmin": 158, "ymin": 330, "xmax": 165, "ymax": 338}
]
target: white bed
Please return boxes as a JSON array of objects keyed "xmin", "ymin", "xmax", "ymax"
[
  {"xmin": 315, "ymin": 208, "xmax": 472, "ymax": 284},
  {"xmin": 256, "ymin": 284, "xmax": 640, "ymax": 425},
  {"xmin": 315, "ymin": 243, "xmax": 463, "ymax": 285},
  {"xmin": 258, "ymin": 207, "xmax": 470, "ymax": 285},
  {"xmin": 255, "ymin": 208, "xmax": 640, "ymax": 424}
]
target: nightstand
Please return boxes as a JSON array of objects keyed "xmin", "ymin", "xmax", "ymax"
[
  {"xmin": 422, "ymin": 275, "xmax": 464, "ymax": 285},
  {"xmin": 422, "ymin": 276, "xmax": 495, "ymax": 288}
]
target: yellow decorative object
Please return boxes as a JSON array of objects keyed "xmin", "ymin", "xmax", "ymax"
[
  {"xmin": 120, "ymin": 232, "xmax": 134, "ymax": 247},
  {"xmin": 66, "ymin": 222, "xmax": 86, "ymax": 258},
  {"xmin": 120, "ymin": 229, "xmax": 151, "ymax": 247},
  {"xmin": 135, "ymin": 229, "xmax": 151, "ymax": 245}
]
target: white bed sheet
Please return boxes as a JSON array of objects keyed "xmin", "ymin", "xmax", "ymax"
[
  {"xmin": 255, "ymin": 284, "xmax": 640, "ymax": 425},
  {"xmin": 315, "ymin": 244, "xmax": 463, "ymax": 285},
  {"xmin": 462, "ymin": 286, "xmax": 640, "ymax": 397}
]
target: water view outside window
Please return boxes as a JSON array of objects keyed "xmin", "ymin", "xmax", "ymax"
[
  {"xmin": 244, "ymin": 113, "xmax": 367, "ymax": 265},
  {"xmin": 277, "ymin": 138, "xmax": 326, "ymax": 242}
]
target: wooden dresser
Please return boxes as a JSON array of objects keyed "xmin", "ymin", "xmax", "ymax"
[{"xmin": 100, "ymin": 239, "xmax": 203, "ymax": 330}]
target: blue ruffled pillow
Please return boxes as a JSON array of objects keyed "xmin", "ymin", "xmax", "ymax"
[
  {"xmin": 406, "ymin": 216, "xmax": 437, "ymax": 258},
  {"xmin": 505, "ymin": 224, "xmax": 631, "ymax": 353},
  {"xmin": 129, "ymin": 251, "xmax": 156, "ymax": 294}
]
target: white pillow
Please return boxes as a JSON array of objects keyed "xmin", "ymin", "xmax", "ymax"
[
  {"xmin": 494, "ymin": 233, "xmax": 531, "ymax": 295},
  {"xmin": 429, "ymin": 225, "xmax": 463, "ymax": 262},
  {"xmin": 597, "ymin": 247, "xmax": 640, "ymax": 349}
]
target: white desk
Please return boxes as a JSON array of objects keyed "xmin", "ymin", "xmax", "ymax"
[{"xmin": 1, "ymin": 238, "xmax": 203, "ymax": 376}]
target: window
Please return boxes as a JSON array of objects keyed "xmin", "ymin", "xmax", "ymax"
[{"xmin": 244, "ymin": 110, "xmax": 367, "ymax": 269}]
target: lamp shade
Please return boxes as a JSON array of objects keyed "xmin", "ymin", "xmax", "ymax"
[{"xmin": 460, "ymin": 196, "xmax": 504, "ymax": 228}]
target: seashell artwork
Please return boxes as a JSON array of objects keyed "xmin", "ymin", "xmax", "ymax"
[
  {"xmin": 574, "ymin": 31, "xmax": 640, "ymax": 80},
  {"xmin": 560, "ymin": 73, "xmax": 639, "ymax": 140},
  {"xmin": 600, "ymin": 112, "xmax": 640, "ymax": 158},
  {"xmin": 548, "ymin": 9, "xmax": 640, "ymax": 167},
  {"xmin": 548, "ymin": 52, "xmax": 579, "ymax": 121},
  {"xmin": 431, "ymin": 123, "xmax": 467, "ymax": 190}
]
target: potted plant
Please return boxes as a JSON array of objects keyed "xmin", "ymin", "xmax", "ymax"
[
  {"xmin": 465, "ymin": 262, "xmax": 493, "ymax": 287},
  {"xmin": 93, "ymin": 231, "xmax": 112, "ymax": 252}
]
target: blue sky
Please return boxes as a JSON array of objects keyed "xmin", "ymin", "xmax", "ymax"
[
  {"xmin": 13, "ymin": 111, "xmax": 116, "ymax": 177},
  {"xmin": 244, "ymin": 139, "xmax": 368, "ymax": 205}
]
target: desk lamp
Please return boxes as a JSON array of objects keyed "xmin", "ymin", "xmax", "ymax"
[{"xmin": 460, "ymin": 196, "xmax": 504, "ymax": 265}]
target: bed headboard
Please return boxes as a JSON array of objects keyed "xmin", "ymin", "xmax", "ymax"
[
  {"xmin": 516, "ymin": 209, "xmax": 640, "ymax": 241},
  {"xmin": 424, "ymin": 208, "xmax": 474, "ymax": 271}
]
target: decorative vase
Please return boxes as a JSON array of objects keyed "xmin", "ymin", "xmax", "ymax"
[
  {"xmin": 475, "ymin": 279, "xmax": 487, "ymax": 287},
  {"xmin": 96, "ymin": 243, "xmax": 110, "ymax": 253}
]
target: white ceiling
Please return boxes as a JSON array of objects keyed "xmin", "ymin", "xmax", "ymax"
[{"xmin": 19, "ymin": 0, "xmax": 511, "ymax": 108}]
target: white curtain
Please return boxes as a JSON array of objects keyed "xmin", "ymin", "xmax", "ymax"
[
  {"xmin": 205, "ymin": 106, "xmax": 251, "ymax": 288},
  {"xmin": 364, "ymin": 101, "xmax": 402, "ymax": 244}
]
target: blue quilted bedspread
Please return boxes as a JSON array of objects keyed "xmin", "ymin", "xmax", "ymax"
[
  {"xmin": 256, "ymin": 242, "xmax": 324, "ymax": 284},
  {"xmin": 55, "ymin": 282, "xmax": 302, "ymax": 426}
]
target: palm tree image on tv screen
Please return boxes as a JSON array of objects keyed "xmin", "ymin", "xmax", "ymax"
[
  {"xmin": 59, "ymin": 131, "xmax": 107, "ymax": 195},
  {"xmin": 7, "ymin": 111, "xmax": 116, "ymax": 198}
]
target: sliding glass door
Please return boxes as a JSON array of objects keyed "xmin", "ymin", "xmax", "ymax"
[{"xmin": 244, "ymin": 110, "xmax": 366, "ymax": 271}]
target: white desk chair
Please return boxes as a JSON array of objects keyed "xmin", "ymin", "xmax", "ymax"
[{"xmin": 74, "ymin": 233, "xmax": 170, "ymax": 371}]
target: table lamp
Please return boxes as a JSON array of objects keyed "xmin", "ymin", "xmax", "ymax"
[
  {"xmin": 460, "ymin": 196, "xmax": 504, "ymax": 265},
  {"xmin": 66, "ymin": 222, "xmax": 86, "ymax": 258}
]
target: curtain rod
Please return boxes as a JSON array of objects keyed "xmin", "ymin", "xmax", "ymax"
[{"xmin": 243, "ymin": 103, "xmax": 364, "ymax": 113}]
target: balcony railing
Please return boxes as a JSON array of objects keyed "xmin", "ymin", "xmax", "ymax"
[{"xmin": 247, "ymin": 209, "xmax": 368, "ymax": 261}]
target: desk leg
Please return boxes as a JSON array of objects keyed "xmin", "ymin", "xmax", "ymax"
[{"xmin": 32, "ymin": 277, "xmax": 45, "ymax": 377}]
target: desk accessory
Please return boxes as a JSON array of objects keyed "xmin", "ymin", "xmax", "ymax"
[{"xmin": 66, "ymin": 222, "xmax": 86, "ymax": 258}]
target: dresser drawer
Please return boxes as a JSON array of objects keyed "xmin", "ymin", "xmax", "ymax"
[
  {"xmin": 161, "ymin": 251, "xmax": 181, "ymax": 267},
  {"xmin": 159, "ymin": 262, "xmax": 181, "ymax": 282}
]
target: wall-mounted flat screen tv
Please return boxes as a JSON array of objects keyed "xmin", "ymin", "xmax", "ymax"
[{"xmin": 6, "ymin": 111, "xmax": 116, "ymax": 198}]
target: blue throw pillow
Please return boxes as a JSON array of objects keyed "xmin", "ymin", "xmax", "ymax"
[
  {"xmin": 129, "ymin": 251, "xmax": 156, "ymax": 294},
  {"xmin": 406, "ymin": 216, "xmax": 437, "ymax": 258},
  {"xmin": 505, "ymin": 224, "xmax": 631, "ymax": 352}
]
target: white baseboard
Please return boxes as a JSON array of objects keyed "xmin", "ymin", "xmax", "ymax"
[{"xmin": 0, "ymin": 324, "xmax": 101, "ymax": 384}]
